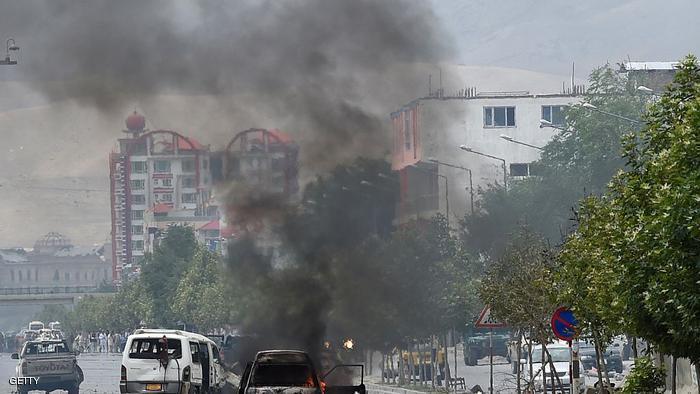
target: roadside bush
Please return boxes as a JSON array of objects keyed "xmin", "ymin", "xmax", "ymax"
[{"xmin": 621, "ymin": 356, "xmax": 665, "ymax": 394}]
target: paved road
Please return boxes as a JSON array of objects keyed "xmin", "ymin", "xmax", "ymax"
[{"xmin": 0, "ymin": 351, "xmax": 122, "ymax": 394}]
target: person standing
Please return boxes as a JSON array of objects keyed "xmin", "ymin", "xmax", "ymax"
[{"xmin": 99, "ymin": 331, "xmax": 107, "ymax": 353}]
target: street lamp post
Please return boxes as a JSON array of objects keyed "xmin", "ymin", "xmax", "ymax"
[
  {"xmin": 458, "ymin": 145, "xmax": 508, "ymax": 190},
  {"xmin": 499, "ymin": 134, "xmax": 544, "ymax": 151},
  {"xmin": 1, "ymin": 38, "xmax": 20, "ymax": 65},
  {"xmin": 428, "ymin": 158, "xmax": 474, "ymax": 215},
  {"xmin": 581, "ymin": 102, "xmax": 641, "ymax": 125}
]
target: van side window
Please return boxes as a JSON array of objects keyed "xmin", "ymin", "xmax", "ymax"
[
  {"xmin": 212, "ymin": 345, "xmax": 220, "ymax": 362},
  {"xmin": 190, "ymin": 343, "xmax": 200, "ymax": 363}
]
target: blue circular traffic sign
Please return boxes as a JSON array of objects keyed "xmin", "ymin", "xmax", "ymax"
[{"xmin": 551, "ymin": 307, "xmax": 579, "ymax": 342}]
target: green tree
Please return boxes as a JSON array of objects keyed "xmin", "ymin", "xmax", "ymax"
[
  {"xmin": 479, "ymin": 227, "xmax": 558, "ymax": 341},
  {"xmin": 140, "ymin": 224, "xmax": 198, "ymax": 326},
  {"xmin": 172, "ymin": 249, "xmax": 236, "ymax": 331},
  {"xmin": 559, "ymin": 55, "xmax": 700, "ymax": 363}
]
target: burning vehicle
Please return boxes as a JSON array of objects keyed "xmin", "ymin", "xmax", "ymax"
[{"xmin": 238, "ymin": 350, "xmax": 364, "ymax": 394}]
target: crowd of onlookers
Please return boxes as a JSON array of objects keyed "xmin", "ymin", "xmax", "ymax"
[{"xmin": 72, "ymin": 331, "xmax": 129, "ymax": 353}]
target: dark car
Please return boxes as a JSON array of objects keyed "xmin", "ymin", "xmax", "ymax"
[{"xmin": 578, "ymin": 343, "xmax": 623, "ymax": 374}]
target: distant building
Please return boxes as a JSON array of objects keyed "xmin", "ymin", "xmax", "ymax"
[
  {"xmin": 109, "ymin": 115, "xmax": 300, "ymax": 283},
  {"xmin": 0, "ymin": 232, "xmax": 110, "ymax": 289},
  {"xmin": 391, "ymin": 89, "xmax": 582, "ymax": 224},
  {"xmin": 109, "ymin": 112, "xmax": 215, "ymax": 283},
  {"xmin": 619, "ymin": 61, "xmax": 679, "ymax": 91}
]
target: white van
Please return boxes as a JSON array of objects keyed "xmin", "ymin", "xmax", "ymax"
[{"xmin": 120, "ymin": 329, "xmax": 225, "ymax": 394}]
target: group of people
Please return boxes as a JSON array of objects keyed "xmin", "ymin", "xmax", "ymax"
[{"xmin": 73, "ymin": 331, "xmax": 128, "ymax": 353}]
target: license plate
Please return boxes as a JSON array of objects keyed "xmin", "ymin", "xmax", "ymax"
[{"xmin": 145, "ymin": 383, "xmax": 162, "ymax": 391}]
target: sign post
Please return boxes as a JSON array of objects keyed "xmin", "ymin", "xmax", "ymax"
[
  {"xmin": 550, "ymin": 307, "xmax": 579, "ymax": 394},
  {"xmin": 475, "ymin": 305, "xmax": 505, "ymax": 394}
]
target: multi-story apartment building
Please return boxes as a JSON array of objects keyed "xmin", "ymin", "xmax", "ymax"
[
  {"xmin": 109, "ymin": 115, "xmax": 300, "ymax": 282},
  {"xmin": 109, "ymin": 112, "xmax": 214, "ymax": 282},
  {"xmin": 391, "ymin": 89, "xmax": 582, "ymax": 224}
]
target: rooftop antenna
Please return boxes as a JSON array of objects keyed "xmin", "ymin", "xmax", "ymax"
[
  {"xmin": 571, "ymin": 62, "xmax": 575, "ymax": 93},
  {"xmin": 428, "ymin": 74, "xmax": 432, "ymax": 96},
  {"xmin": 439, "ymin": 67, "xmax": 443, "ymax": 98}
]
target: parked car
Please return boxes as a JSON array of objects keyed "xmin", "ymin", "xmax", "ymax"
[
  {"xmin": 12, "ymin": 338, "xmax": 83, "ymax": 394},
  {"xmin": 578, "ymin": 342, "xmax": 623, "ymax": 374},
  {"xmin": 120, "ymin": 329, "xmax": 226, "ymax": 394}
]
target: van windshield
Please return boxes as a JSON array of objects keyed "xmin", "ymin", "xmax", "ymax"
[
  {"xmin": 528, "ymin": 347, "xmax": 570, "ymax": 363},
  {"xmin": 128, "ymin": 338, "xmax": 182, "ymax": 359},
  {"xmin": 251, "ymin": 364, "xmax": 315, "ymax": 387}
]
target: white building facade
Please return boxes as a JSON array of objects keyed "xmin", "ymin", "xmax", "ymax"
[{"xmin": 391, "ymin": 91, "xmax": 582, "ymax": 224}]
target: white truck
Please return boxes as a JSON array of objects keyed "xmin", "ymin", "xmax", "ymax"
[{"xmin": 11, "ymin": 338, "xmax": 83, "ymax": 394}]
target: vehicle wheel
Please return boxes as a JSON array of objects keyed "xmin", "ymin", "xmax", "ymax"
[{"xmin": 465, "ymin": 348, "xmax": 480, "ymax": 366}]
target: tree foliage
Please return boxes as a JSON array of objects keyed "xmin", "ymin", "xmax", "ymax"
[
  {"xmin": 479, "ymin": 227, "xmax": 558, "ymax": 340},
  {"xmin": 558, "ymin": 55, "xmax": 700, "ymax": 362}
]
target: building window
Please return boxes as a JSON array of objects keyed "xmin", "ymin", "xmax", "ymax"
[
  {"xmin": 484, "ymin": 106, "xmax": 516, "ymax": 127},
  {"xmin": 132, "ymin": 225, "xmax": 144, "ymax": 235},
  {"xmin": 181, "ymin": 158, "xmax": 196, "ymax": 173},
  {"xmin": 154, "ymin": 160, "xmax": 171, "ymax": 173},
  {"xmin": 160, "ymin": 193, "xmax": 173, "ymax": 202},
  {"xmin": 75, "ymin": 272, "xmax": 80, "ymax": 282},
  {"xmin": 202, "ymin": 159, "xmax": 209, "ymax": 170},
  {"xmin": 27, "ymin": 269, "xmax": 31, "ymax": 281},
  {"xmin": 84, "ymin": 272, "xmax": 88, "ymax": 281},
  {"xmin": 131, "ymin": 161, "xmax": 147, "ymax": 173},
  {"xmin": 132, "ymin": 210, "xmax": 144, "ymax": 220},
  {"xmin": 65, "ymin": 272, "xmax": 70, "ymax": 281},
  {"xmin": 182, "ymin": 193, "xmax": 197, "ymax": 203},
  {"xmin": 130, "ymin": 179, "xmax": 145, "ymax": 190},
  {"xmin": 35, "ymin": 268, "xmax": 39, "ymax": 281},
  {"xmin": 162, "ymin": 178, "xmax": 172, "ymax": 187},
  {"xmin": 131, "ymin": 194, "xmax": 145, "ymax": 205},
  {"xmin": 19, "ymin": 270, "xmax": 23, "ymax": 281},
  {"xmin": 182, "ymin": 176, "xmax": 196, "ymax": 188},
  {"xmin": 542, "ymin": 105, "xmax": 566, "ymax": 126},
  {"xmin": 509, "ymin": 163, "xmax": 541, "ymax": 177},
  {"xmin": 10, "ymin": 270, "xmax": 14, "ymax": 282},
  {"xmin": 54, "ymin": 270, "xmax": 59, "ymax": 281},
  {"xmin": 133, "ymin": 240, "xmax": 144, "ymax": 250}
]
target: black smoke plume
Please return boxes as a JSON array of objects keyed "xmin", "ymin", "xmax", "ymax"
[{"xmin": 2, "ymin": 0, "xmax": 450, "ymax": 358}]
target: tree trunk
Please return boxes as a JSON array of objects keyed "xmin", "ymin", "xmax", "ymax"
[
  {"xmin": 516, "ymin": 332, "xmax": 522, "ymax": 394},
  {"xmin": 541, "ymin": 340, "xmax": 547, "ymax": 394},
  {"xmin": 381, "ymin": 352, "xmax": 385, "ymax": 384},
  {"xmin": 444, "ymin": 332, "xmax": 451, "ymax": 391},
  {"xmin": 593, "ymin": 338, "xmax": 605, "ymax": 394},
  {"xmin": 398, "ymin": 347, "xmax": 405, "ymax": 386},
  {"xmin": 408, "ymin": 344, "xmax": 415, "ymax": 385},
  {"xmin": 671, "ymin": 356, "xmax": 677, "ymax": 394},
  {"xmin": 528, "ymin": 338, "xmax": 534, "ymax": 391},
  {"xmin": 543, "ymin": 345, "xmax": 565, "ymax": 394},
  {"xmin": 418, "ymin": 342, "xmax": 427, "ymax": 386},
  {"xmin": 592, "ymin": 329, "xmax": 610, "ymax": 389},
  {"xmin": 369, "ymin": 350, "xmax": 373, "ymax": 380},
  {"xmin": 431, "ymin": 336, "xmax": 436, "ymax": 389},
  {"xmin": 694, "ymin": 362, "xmax": 700, "ymax": 394},
  {"xmin": 390, "ymin": 352, "xmax": 396, "ymax": 384},
  {"xmin": 632, "ymin": 337, "xmax": 638, "ymax": 359}
]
